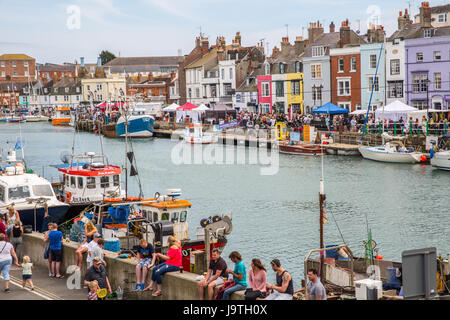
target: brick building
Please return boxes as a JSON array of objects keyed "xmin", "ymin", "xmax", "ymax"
[
  {"xmin": 330, "ymin": 46, "xmax": 362, "ymax": 111},
  {"xmin": 0, "ymin": 54, "xmax": 36, "ymax": 82},
  {"xmin": 37, "ymin": 63, "xmax": 77, "ymax": 82}
]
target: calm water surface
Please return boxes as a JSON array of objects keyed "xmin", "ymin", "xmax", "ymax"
[{"xmin": 1, "ymin": 122, "xmax": 449, "ymax": 283}]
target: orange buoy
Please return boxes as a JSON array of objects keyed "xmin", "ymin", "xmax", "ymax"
[
  {"xmin": 420, "ymin": 155, "xmax": 427, "ymax": 162},
  {"xmin": 375, "ymin": 254, "xmax": 383, "ymax": 260}
]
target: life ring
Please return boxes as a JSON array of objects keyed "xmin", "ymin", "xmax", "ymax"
[
  {"xmin": 126, "ymin": 197, "xmax": 141, "ymax": 202},
  {"xmin": 104, "ymin": 198, "xmax": 122, "ymax": 203},
  {"xmin": 66, "ymin": 192, "xmax": 72, "ymax": 203}
]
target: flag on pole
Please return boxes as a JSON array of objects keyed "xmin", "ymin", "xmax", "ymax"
[
  {"xmin": 322, "ymin": 208, "xmax": 328, "ymax": 224},
  {"xmin": 14, "ymin": 137, "xmax": 24, "ymax": 150}
]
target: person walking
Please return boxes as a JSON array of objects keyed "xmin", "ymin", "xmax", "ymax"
[
  {"xmin": 265, "ymin": 259, "xmax": 294, "ymax": 300},
  {"xmin": 0, "ymin": 233, "xmax": 20, "ymax": 293},
  {"xmin": 197, "ymin": 248, "xmax": 228, "ymax": 300},
  {"xmin": 20, "ymin": 255, "xmax": 34, "ymax": 290},
  {"xmin": 144, "ymin": 236, "xmax": 182, "ymax": 297},
  {"xmin": 10, "ymin": 221, "xmax": 23, "ymax": 259},
  {"xmin": 306, "ymin": 268, "xmax": 327, "ymax": 300},
  {"xmin": 223, "ymin": 251, "xmax": 247, "ymax": 300}
]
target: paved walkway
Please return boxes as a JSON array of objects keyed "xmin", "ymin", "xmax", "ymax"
[{"xmin": 0, "ymin": 265, "xmax": 87, "ymax": 300}]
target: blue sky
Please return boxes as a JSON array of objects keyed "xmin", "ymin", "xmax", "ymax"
[{"xmin": 1, "ymin": 0, "xmax": 449, "ymax": 64}]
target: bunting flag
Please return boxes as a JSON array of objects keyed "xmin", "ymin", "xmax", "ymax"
[
  {"xmin": 322, "ymin": 208, "xmax": 328, "ymax": 224},
  {"xmin": 14, "ymin": 137, "xmax": 24, "ymax": 150},
  {"xmin": 127, "ymin": 151, "xmax": 134, "ymax": 163},
  {"xmin": 129, "ymin": 164, "xmax": 138, "ymax": 177}
]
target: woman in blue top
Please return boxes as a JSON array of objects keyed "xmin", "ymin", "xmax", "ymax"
[{"xmin": 223, "ymin": 251, "xmax": 247, "ymax": 300}]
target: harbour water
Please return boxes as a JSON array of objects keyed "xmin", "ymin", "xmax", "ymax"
[{"xmin": 1, "ymin": 122, "xmax": 449, "ymax": 283}]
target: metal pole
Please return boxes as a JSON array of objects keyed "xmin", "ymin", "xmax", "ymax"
[{"xmin": 204, "ymin": 227, "xmax": 210, "ymax": 270}]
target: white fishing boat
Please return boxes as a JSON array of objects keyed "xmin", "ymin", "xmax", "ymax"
[
  {"xmin": 358, "ymin": 141, "xmax": 422, "ymax": 164},
  {"xmin": 183, "ymin": 124, "xmax": 218, "ymax": 144},
  {"xmin": 0, "ymin": 150, "xmax": 69, "ymax": 231}
]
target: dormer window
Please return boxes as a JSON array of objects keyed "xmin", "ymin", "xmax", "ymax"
[
  {"xmin": 424, "ymin": 29, "xmax": 433, "ymax": 38},
  {"xmin": 265, "ymin": 63, "xmax": 270, "ymax": 75},
  {"xmin": 438, "ymin": 13, "xmax": 447, "ymax": 23},
  {"xmin": 295, "ymin": 61, "xmax": 302, "ymax": 73},
  {"xmin": 312, "ymin": 46, "xmax": 325, "ymax": 57},
  {"xmin": 279, "ymin": 63, "xmax": 285, "ymax": 74}
]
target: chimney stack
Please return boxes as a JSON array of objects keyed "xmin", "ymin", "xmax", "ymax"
[
  {"xmin": 234, "ymin": 32, "xmax": 242, "ymax": 46},
  {"xmin": 272, "ymin": 46, "xmax": 280, "ymax": 59},
  {"xmin": 329, "ymin": 21, "xmax": 335, "ymax": 33},
  {"xmin": 201, "ymin": 37, "xmax": 209, "ymax": 55},
  {"xmin": 420, "ymin": 2, "xmax": 432, "ymax": 29},
  {"xmin": 195, "ymin": 37, "xmax": 201, "ymax": 49},
  {"xmin": 308, "ymin": 21, "xmax": 324, "ymax": 43},
  {"xmin": 294, "ymin": 36, "xmax": 305, "ymax": 55},
  {"xmin": 339, "ymin": 19, "xmax": 351, "ymax": 48}
]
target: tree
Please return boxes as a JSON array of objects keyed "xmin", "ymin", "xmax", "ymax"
[{"xmin": 99, "ymin": 50, "xmax": 116, "ymax": 65}]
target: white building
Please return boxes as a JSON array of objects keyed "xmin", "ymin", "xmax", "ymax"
[
  {"xmin": 385, "ymin": 38, "xmax": 406, "ymax": 105},
  {"xmin": 81, "ymin": 75, "xmax": 126, "ymax": 103}
]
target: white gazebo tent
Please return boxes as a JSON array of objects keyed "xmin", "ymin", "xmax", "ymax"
[
  {"xmin": 162, "ymin": 103, "xmax": 180, "ymax": 112},
  {"xmin": 375, "ymin": 100, "xmax": 418, "ymax": 122},
  {"xmin": 196, "ymin": 104, "xmax": 210, "ymax": 112}
]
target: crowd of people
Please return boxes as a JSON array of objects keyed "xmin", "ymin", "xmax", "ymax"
[{"xmin": 0, "ymin": 206, "xmax": 328, "ymax": 300}]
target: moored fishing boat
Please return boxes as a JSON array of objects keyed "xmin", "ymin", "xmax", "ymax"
[
  {"xmin": 52, "ymin": 107, "xmax": 71, "ymax": 126},
  {"xmin": 67, "ymin": 189, "xmax": 231, "ymax": 271},
  {"xmin": 55, "ymin": 152, "xmax": 125, "ymax": 219},
  {"xmin": 0, "ymin": 150, "xmax": 69, "ymax": 231},
  {"xmin": 431, "ymin": 135, "xmax": 450, "ymax": 171},
  {"xmin": 115, "ymin": 107, "xmax": 155, "ymax": 138},
  {"xmin": 183, "ymin": 124, "xmax": 218, "ymax": 144}
]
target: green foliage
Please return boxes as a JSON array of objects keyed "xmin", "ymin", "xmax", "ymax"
[{"xmin": 99, "ymin": 50, "xmax": 116, "ymax": 65}]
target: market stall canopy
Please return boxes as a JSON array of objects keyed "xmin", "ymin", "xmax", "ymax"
[
  {"xmin": 312, "ymin": 102, "xmax": 349, "ymax": 114},
  {"xmin": 177, "ymin": 103, "xmax": 198, "ymax": 111},
  {"xmin": 163, "ymin": 103, "xmax": 180, "ymax": 112},
  {"xmin": 196, "ymin": 104, "xmax": 210, "ymax": 111},
  {"xmin": 375, "ymin": 100, "xmax": 418, "ymax": 121},
  {"xmin": 350, "ymin": 109, "xmax": 374, "ymax": 115},
  {"xmin": 210, "ymin": 104, "xmax": 235, "ymax": 111}
]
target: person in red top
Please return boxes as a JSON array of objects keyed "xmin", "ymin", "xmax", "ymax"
[
  {"xmin": 144, "ymin": 236, "xmax": 182, "ymax": 297},
  {"xmin": 0, "ymin": 215, "xmax": 7, "ymax": 241}
]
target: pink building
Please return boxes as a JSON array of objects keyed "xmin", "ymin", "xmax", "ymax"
[{"xmin": 257, "ymin": 75, "xmax": 272, "ymax": 113}]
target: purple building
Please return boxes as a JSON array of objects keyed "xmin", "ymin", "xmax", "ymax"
[{"xmin": 405, "ymin": 32, "xmax": 450, "ymax": 111}]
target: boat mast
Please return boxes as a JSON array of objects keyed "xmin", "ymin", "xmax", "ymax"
[{"xmin": 319, "ymin": 147, "xmax": 326, "ymax": 284}]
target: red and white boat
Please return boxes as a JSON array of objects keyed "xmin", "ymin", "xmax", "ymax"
[
  {"xmin": 278, "ymin": 142, "xmax": 326, "ymax": 156},
  {"xmin": 56, "ymin": 152, "xmax": 125, "ymax": 218}
]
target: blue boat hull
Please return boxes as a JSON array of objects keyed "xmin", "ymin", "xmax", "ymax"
[
  {"xmin": 18, "ymin": 205, "xmax": 69, "ymax": 232},
  {"xmin": 116, "ymin": 116, "xmax": 154, "ymax": 138}
]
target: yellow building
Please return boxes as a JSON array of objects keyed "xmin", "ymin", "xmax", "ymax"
[{"xmin": 286, "ymin": 72, "xmax": 304, "ymax": 114}]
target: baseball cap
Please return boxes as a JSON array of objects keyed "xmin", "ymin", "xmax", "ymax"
[{"xmin": 93, "ymin": 233, "xmax": 101, "ymax": 238}]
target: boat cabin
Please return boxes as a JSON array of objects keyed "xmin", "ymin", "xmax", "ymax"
[
  {"xmin": 58, "ymin": 152, "xmax": 123, "ymax": 205},
  {"xmin": 138, "ymin": 193, "xmax": 191, "ymax": 244},
  {"xmin": 52, "ymin": 107, "xmax": 71, "ymax": 126}
]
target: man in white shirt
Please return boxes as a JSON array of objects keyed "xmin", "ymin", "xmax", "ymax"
[{"xmin": 86, "ymin": 233, "xmax": 103, "ymax": 267}]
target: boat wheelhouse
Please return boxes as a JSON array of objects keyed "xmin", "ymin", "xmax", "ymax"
[
  {"xmin": 57, "ymin": 152, "xmax": 124, "ymax": 207},
  {"xmin": 0, "ymin": 150, "xmax": 69, "ymax": 231},
  {"xmin": 52, "ymin": 107, "xmax": 71, "ymax": 126}
]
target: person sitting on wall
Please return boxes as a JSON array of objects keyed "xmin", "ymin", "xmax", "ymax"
[{"xmin": 134, "ymin": 238, "xmax": 156, "ymax": 292}]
